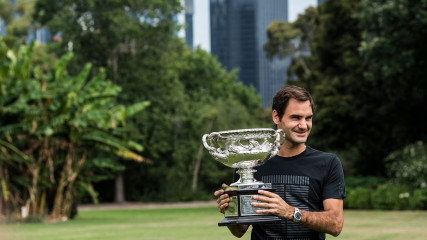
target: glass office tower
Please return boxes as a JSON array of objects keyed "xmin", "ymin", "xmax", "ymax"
[
  {"xmin": 210, "ymin": 0, "xmax": 290, "ymax": 107},
  {"xmin": 184, "ymin": 0, "xmax": 194, "ymax": 49}
]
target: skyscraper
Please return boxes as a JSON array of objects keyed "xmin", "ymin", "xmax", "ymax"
[
  {"xmin": 177, "ymin": 0, "xmax": 194, "ymax": 49},
  {"xmin": 210, "ymin": 0, "xmax": 290, "ymax": 107},
  {"xmin": 184, "ymin": 0, "xmax": 194, "ymax": 49}
]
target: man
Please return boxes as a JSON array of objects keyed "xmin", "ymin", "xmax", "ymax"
[{"xmin": 214, "ymin": 85, "xmax": 346, "ymax": 239}]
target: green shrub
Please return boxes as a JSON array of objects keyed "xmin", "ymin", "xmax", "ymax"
[
  {"xmin": 372, "ymin": 183, "xmax": 411, "ymax": 210},
  {"xmin": 410, "ymin": 188, "xmax": 427, "ymax": 210},
  {"xmin": 345, "ymin": 176, "xmax": 387, "ymax": 188},
  {"xmin": 345, "ymin": 187, "xmax": 373, "ymax": 209},
  {"xmin": 344, "ymin": 182, "xmax": 427, "ymax": 210},
  {"xmin": 386, "ymin": 141, "xmax": 427, "ymax": 188}
]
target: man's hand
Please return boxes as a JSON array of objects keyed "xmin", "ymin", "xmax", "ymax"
[
  {"xmin": 251, "ymin": 190, "xmax": 294, "ymax": 220},
  {"xmin": 213, "ymin": 183, "xmax": 250, "ymax": 238},
  {"xmin": 214, "ymin": 183, "xmax": 232, "ymax": 214}
]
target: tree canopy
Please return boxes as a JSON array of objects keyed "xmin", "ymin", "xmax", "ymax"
[{"xmin": 264, "ymin": 0, "xmax": 426, "ymax": 176}]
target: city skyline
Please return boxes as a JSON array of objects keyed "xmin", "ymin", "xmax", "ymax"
[{"xmin": 193, "ymin": 0, "xmax": 317, "ymax": 52}]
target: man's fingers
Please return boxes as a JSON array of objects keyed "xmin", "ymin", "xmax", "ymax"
[
  {"xmin": 214, "ymin": 189, "xmax": 224, "ymax": 198},
  {"xmin": 257, "ymin": 190, "xmax": 278, "ymax": 198},
  {"xmin": 252, "ymin": 194, "xmax": 274, "ymax": 203},
  {"xmin": 220, "ymin": 196, "xmax": 232, "ymax": 204},
  {"xmin": 218, "ymin": 202, "xmax": 229, "ymax": 213},
  {"xmin": 251, "ymin": 201, "xmax": 271, "ymax": 208}
]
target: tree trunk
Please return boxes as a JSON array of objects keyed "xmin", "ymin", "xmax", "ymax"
[
  {"xmin": 114, "ymin": 171, "xmax": 125, "ymax": 203},
  {"xmin": 29, "ymin": 164, "xmax": 40, "ymax": 216},
  {"xmin": 0, "ymin": 181, "xmax": 4, "ymax": 215},
  {"xmin": 192, "ymin": 120, "xmax": 214, "ymax": 192},
  {"xmin": 112, "ymin": 46, "xmax": 119, "ymax": 84},
  {"xmin": 50, "ymin": 147, "xmax": 73, "ymax": 220}
]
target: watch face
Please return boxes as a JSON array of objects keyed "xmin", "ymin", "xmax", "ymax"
[{"xmin": 295, "ymin": 212, "xmax": 301, "ymax": 220}]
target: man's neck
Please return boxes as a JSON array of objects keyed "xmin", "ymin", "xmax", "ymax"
[{"xmin": 278, "ymin": 143, "xmax": 306, "ymax": 157}]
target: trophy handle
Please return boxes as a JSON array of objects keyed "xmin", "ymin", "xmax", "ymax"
[
  {"xmin": 202, "ymin": 133, "xmax": 228, "ymax": 159},
  {"xmin": 202, "ymin": 133, "xmax": 216, "ymax": 151},
  {"xmin": 270, "ymin": 129, "xmax": 284, "ymax": 157}
]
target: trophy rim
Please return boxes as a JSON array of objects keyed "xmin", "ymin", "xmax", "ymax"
[{"xmin": 212, "ymin": 128, "xmax": 276, "ymax": 135}]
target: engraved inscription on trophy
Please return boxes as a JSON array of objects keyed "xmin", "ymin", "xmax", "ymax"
[{"xmin": 240, "ymin": 195, "xmax": 263, "ymax": 216}]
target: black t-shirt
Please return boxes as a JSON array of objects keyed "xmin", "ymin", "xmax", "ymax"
[{"xmin": 234, "ymin": 146, "xmax": 346, "ymax": 240}]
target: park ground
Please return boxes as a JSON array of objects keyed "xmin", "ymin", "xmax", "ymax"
[{"xmin": 1, "ymin": 201, "xmax": 426, "ymax": 240}]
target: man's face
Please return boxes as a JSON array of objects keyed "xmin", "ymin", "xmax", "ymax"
[{"xmin": 273, "ymin": 99, "xmax": 313, "ymax": 146}]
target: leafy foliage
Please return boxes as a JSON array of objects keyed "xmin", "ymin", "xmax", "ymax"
[
  {"xmin": 33, "ymin": 0, "xmax": 182, "ymax": 82},
  {"xmin": 264, "ymin": 0, "xmax": 427, "ymax": 176},
  {"xmin": 31, "ymin": 0, "xmax": 268, "ymax": 202},
  {"xmin": 121, "ymin": 45, "xmax": 267, "ymax": 202},
  {"xmin": 0, "ymin": 38, "xmax": 149, "ymax": 220},
  {"xmin": 385, "ymin": 141, "xmax": 426, "ymax": 188}
]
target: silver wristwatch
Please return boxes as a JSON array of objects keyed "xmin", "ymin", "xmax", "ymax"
[{"xmin": 293, "ymin": 207, "xmax": 302, "ymax": 223}]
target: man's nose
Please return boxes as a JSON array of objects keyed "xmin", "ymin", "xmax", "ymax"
[{"xmin": 298, "ymin": 119, "xmax": 308, "ymax": 129}]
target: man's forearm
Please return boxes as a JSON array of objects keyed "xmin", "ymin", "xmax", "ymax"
[
  {"xmin": 227, "ymin": 224, "xmax": 249, "ymax": 238},
  {"xmin": 299, "ymin": 209, "xmax": 343, "ymax": 237}
]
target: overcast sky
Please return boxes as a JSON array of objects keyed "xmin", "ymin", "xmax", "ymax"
[{"xmin": 192, "ymin": 0, "xmax": 317, "ymax": 52}]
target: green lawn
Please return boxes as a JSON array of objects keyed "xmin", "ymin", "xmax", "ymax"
[{"xmin": 1, "ymin": 207, "xmax": 426, "ymax": 240}]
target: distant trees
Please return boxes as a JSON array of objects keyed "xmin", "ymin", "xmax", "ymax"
[
  {"xmin": 30, "ymin": 0, "xmax": 268, "ymax": 203},
  {"xmin": 121, "ymin": 45, "xmax": 267, "ymax": 202}
]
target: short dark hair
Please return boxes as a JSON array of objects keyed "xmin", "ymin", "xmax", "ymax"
[{"xmin": 272, "ymin": 85, "xmax": 315, "ymax": 121}]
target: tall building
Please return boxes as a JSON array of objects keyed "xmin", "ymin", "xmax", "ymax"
[
  {"xmin": 184, "ymin": 0, "xmax": 194, "ymax": 49},
  {"xmin": 177, "ymin": 0, "xmax": 194, "ymax": 49},
  {"xmin": 210, "ymin": 0, "xmax": 290, "ymax": 107}
]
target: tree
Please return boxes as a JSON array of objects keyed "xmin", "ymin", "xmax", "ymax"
[
  {"xmin": 33, "ymin": 0, "xmax": 182, "ymax": 203},
  {"xmin": 0, "ymin": 0, "xmax": 35, "ymax": 47},
  {"xmin": 264, "ymin": 7, "xmax": 317, "ymax": 79},
  {"xmin": 121, "ymin": 44, "xmax": 268, "ymax": 202},
  {"xmin": 264, "ymin": 0, "xmax": 364, "ymax": 174},
  {"xmin": 32, "ymin": 0, "xmax": 269, "ymax": 202},
  {"xmin": 0, "ymin": 38, "xmax": 149, "ymax": 221},
  {"xmin": 264, "ymin": 0, "xmax": 427, "ymax": 176},
  {"xmin": 33, "ymin": 0, "xmax": 182, "ymax": 83},
  {"xmin": 358, "ymin": 0, "xmax": 427, "ymax": 155}
]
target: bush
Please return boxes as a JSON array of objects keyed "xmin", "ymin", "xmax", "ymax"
[
  {"xmin": 344, "ymin": 182, "xmax": 427, "ymax": 210},
  {"xmin": 386, "ymin": 141, "xmax": 427, "ymax": 188},
  {"xmin": 410, "ymin": 188, "xmax": 427, "ymax": 209},
  {"xmin": 345, "ymin": 187, "xmax": 373, "ymax": 209},
  {"xmin": 345, "ymin": 176, "xmax": 387, "ymax": 188},
  {"xmin": 371, "ymin": 183, "xmax": 412, "ymax": 210}
]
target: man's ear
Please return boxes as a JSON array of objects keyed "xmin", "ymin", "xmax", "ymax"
[{"xmin": 272, "ymin": 110, "xmax": 280, "ymax": 124}]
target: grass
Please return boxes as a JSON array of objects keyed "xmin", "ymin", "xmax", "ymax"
[{"xmin": 1, "ymin": 207, "xmax": 426, "ymax": 240}]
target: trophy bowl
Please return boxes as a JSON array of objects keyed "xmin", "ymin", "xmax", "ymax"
[
  {"xmin": 202, "ymin": 128, "xmax": 283, "ymax": 187},
  {"xmin": 202, "ymin": 128, "xmax": 285, "ymax": 226}
]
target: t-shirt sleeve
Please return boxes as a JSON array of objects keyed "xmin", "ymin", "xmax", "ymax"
[{"xmin": 322, "ymin": 155, "xmax": 346, "ymax": 200}]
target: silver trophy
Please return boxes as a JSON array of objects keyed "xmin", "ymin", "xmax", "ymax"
[{"xmin": 202, "ymin": 128, "xmax": 284, "ymax": 226}]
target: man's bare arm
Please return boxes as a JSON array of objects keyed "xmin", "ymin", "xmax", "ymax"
[
  {"xmin": 253, "ymin": 190, "xmax": 344, "ymax": 237},
  {"xmin": 299, "ymin": 199, "xmax": 344, "ymax": 237}
]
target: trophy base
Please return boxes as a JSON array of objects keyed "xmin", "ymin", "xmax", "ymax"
[
  {"xmin": 218, "ymin": 215, "xmax": 282, "ymax": 226},
  {"xmin": 219, "ymin": 187, "xmax": 280, "ymax": 226}
]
